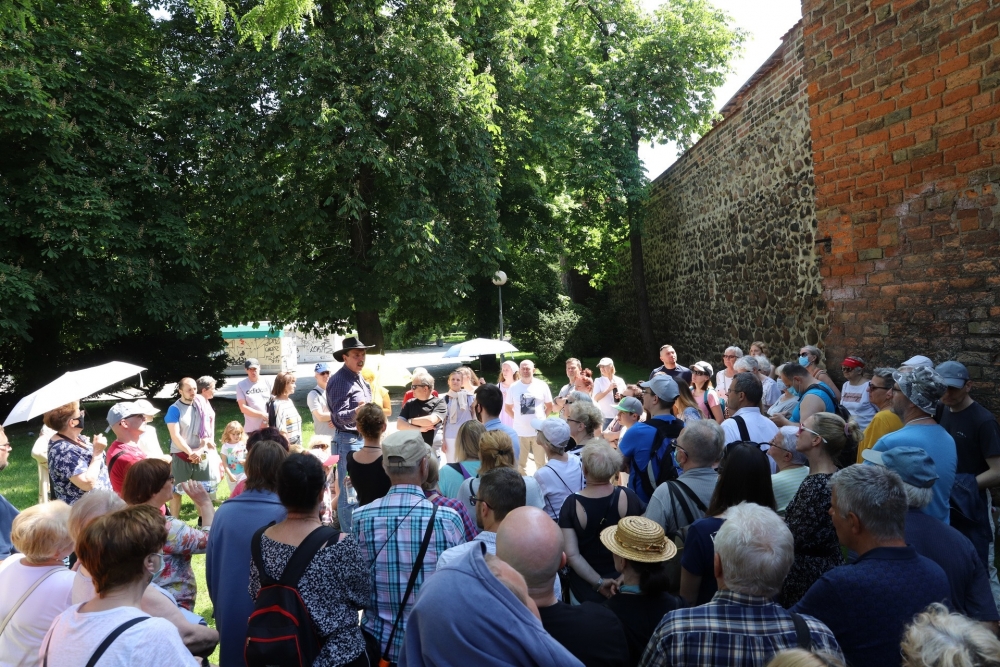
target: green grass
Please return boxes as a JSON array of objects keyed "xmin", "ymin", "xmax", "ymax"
[{"xmin": 1, "ymin": 397, "xmax": 317, "ymax": 666}]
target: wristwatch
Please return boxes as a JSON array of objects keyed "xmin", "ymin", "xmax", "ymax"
[{"xmin": 593, "ymin": 577, "xmax": 604, "ymax": 591}]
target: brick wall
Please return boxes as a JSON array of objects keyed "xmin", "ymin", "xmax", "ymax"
[
  {"xmin": 803, "ymin": 0, "xmax": 1000, "ymax": 411},
  {"xmin": 609, "ymin": 22, "xmax": 825, "ymax": 370}
]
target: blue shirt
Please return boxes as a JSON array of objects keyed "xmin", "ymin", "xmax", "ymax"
[
  {"xmin": 872, "ymin": 424, "xmax": 957, "ymax": 523},
  {"xmin": 618, "ymin": 414, "xmax": 681, "ymax": 504},
  {"xmin": 905, "ymin": 508, "xmax": 998, "ymax": 621},
  {"xmin": 484, "ymin": 418, "xmax": 520, "ymax": 461},
  {"xmin": 0, "ymin": 494, "xmax": 18, "ymax": 560},
  {"xmin": 326, "ymin": 366, "xmax": 372, "ymax": 432},
  {"xmin": 793, "ymin": 546, "xmax": 951, "ymax": 667},
  {"xmin": 789, "ymin": 383, "xmax": 836, "ymax": 423},
  {"xmin": 206, "ymin": 489, "xmax": 287, "ymax": 667}
]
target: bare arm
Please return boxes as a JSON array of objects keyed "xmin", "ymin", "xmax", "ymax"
[
  {"xmin": 544, "ymin": 401, "xmax": 554, "ymax": 416},
  {"xmin": 679, "ymin": 566, "xmax": 701, "ymax": 606},
  {"xmin": 562, "ymin": 526, "xmax": 603, "ymax": 587},
  {"xmin": 815, "ymin": 371, "xmax": 842, "ymax": 403},
  {"xmin": 181, "ymin": 480, "xmax": 215, "ymax": 527},
  {"xmin": 238, "ymin": 398, "xmax": 267, "ymax": 420},
  {"xmin": 977, "ymin": 457, "xmax": 1000, "ymax": 490},
  {"xmin": 397, "ymin": 418, "xmax": 422, "ymax": 432},
  {"xmin": 505, "ymin": 403, "xmax": 515, "ymax": 418},
  {"xmin": 70, "ymin": 436, "xmax": 107, "ymax": 491},
  {"xmin": 141, "ymin": 586, "xmax": 219, "ymax": 655},
  {"xmin": 166, "ymin": 422, "xmax": 198, "ymax": 460}
]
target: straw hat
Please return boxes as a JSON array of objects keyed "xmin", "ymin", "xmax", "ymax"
[{"xmin": 599, "ymin": 516, "xmax": 677, "ymax": 563}]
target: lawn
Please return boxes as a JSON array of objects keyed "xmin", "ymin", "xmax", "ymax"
[{"xmin": 0, "ymin": 396, "xmax": 314, "ymax": 665}]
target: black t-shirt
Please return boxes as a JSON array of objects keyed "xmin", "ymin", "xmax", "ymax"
[
  {"xmin": 650, "ymin": 364, "xmax": 692, "ymax": 383},
  {"xmin": 942, "ymin": 401, "xmax": 1000, "ymax": 477},
  {"xmin": 398, "ymin": 396, "xmax": 447, "ymax": 445},
  {"xmin": 604, "ymin": 591, "xmax": 683, "ymax": 666},
  {"xmin": 346, "ymin": 451, "xmax": 392, "ymax": 506},
  {"xmin": 538, "ymin": 601, "xmax": 630, "ymax": 667}
]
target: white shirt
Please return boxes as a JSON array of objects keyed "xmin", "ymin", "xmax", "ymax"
[
  {"xmin": 236, "ymin": 377, "xmax": 272, "ymax": 432},
  {"xmin": 722, "ymin": 407, "xmax": 779, "ymax": 473},
  {"xmin": 436, "ymin": 533, "xmax": 562, "ymax": 599},
  {"xmin": 841, "ymin": 381, "xmax": 878, "ymax": 432},
  {"xmin": 136, "ymin": 427, "xmax": 163, "ymax": 460},
  {"xmin": 0, "ymin": 556, "xmax": 75, "ymax": 667},
  {"xmin": 39, "ymin": 604, "xmax": 197, "ymax": 667},
  {"xmin": 534, "ymin": 457, "xmax": 585, "ymax": 521},
  {"xmin": 505, "ymin": 379, "xmax": 553, "ymax": 437},
  {"xmin": 593, "ymin": 376, "xmax": 627, "ymax": 419},
  {"xmin": 715, "ymin": 371, "xmax": 734, "ymax": 403}
]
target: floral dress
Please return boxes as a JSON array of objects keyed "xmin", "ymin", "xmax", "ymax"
[
  {"xmin": 154, "ymin": 517, "xmax": 209, "ymax": 610},
  {"xmin": 779, "ymin": 473, "xmax": 843, "ymax": 607},
  {"xmin": 47, "ymin": 436, "xmax": 111, "ymax": 505}
]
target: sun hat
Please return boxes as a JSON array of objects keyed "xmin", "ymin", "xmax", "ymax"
[
  {"xmin": 333, "ymin": 337, "xmax": 374, "ymax": 362},
  {"xmin": 598, "ymin": 357, "xmax": 614, "ymax": 367},
  {"xmin": 132, "ymin": 399, "xmax": 159, "ymax": 416},
  {"xmin": 599, "ymin": 516, "xmax": 677, "ymax": 563},
  {"xmin": 893, "ymin": 366, "xmax": 946, "ymax": 415}
]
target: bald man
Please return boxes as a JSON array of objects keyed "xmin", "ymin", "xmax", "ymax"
[
  {"xmin": 165, "ymin": 376, "xmax": 213, "ymax": 516},
  {"xmin": 496, "ymin": 507, "xmax": 630, "ymax": 667}
]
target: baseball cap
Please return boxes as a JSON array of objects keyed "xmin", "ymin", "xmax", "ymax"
[
  {"xmin": 934, "ymin": 361, "xmax": 970, "ymax": 389},
  {"xmin": 132, "ymin": 399, "xmax": 159, "ymax": 416},
  {"xmin": 901, "ymin": 355, "xmax": 933, "ymax": 369},
  {"xmin": 892, "ymin": 367, "xmax": 947, "ymax": 415},
  {"xmin": 614, "ymin": 397, "xmax": 643, "ymax": 415},
  {"xmin": 691, "ymin": 361, "xmax": 714, "ymax": 376},
  {"xmin": 638, "ymin": 375, "xmax": 679, "ymax": 402},
  {"xmin": 105, "ymin": 402, "xmax": 143, "ymax": 432},
  {"xmin": 315, "ymin": 362, "xmax": 331, "ymax": 374},
  {"xmin": 382, "ymin": 430, "xmax": 432, "ymax": 468},
  {"xmin": 862, "ymin": 447, "xmax": 939, "ymax": 489},
  {"xmin": 530, "ymin": 417, "xmax": 571, "ymax": 449},
  {"xmin": 598, "ymin": 357, "xmax": 614, "ymax": 367},
  {"xmin": 244, "ymin": 358, "xmax": 261, "ymax": 370}
]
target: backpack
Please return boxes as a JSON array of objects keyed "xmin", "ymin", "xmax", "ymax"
[
  {"xmin": 246, "ymin": 524, "xmax": 339, "ymax": 667},
  {"xmin": 265, "ymin": 398, "xmax": 277, "ymax": 429},
  {"xmin": 638, "ymin": 417, "xmax": 684, "ymax": 499}
]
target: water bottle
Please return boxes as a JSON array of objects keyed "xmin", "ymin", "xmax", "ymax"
[{"xmin": 346, "ymin": 477, "xmax": 358, "ymax": 506}]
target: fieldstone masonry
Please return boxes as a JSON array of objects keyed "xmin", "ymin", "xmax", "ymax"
[{"xmin": 612, "ymin": 2, "xmax": 1000, "ymax": 412}]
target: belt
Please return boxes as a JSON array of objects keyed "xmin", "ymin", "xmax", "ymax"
[{"xmin": 337, "ymin": 429, "xmax": 359, "ymax": 436}]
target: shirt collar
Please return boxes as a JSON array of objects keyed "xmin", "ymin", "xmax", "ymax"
[
  {"xmin": 712, "ymin": 590, "xmax": 780, "ymax": 607},
  {"xmin": 856, "ymin": 545, "xmax": 918, "ymax": 562},
  {"xmin": 484, "ymin": 418, "xmax": 501, "ymax": 428},
  {"xmin": 389, "ymin": 484, "xmax": 427, "ymax": 499},
  {"xmin": 336, "ymin": 365, "xmax": 361, "ymax": 380},
  {"xmin": 474, "ymin": 531, "xmax": 496, "ymax": 546}
]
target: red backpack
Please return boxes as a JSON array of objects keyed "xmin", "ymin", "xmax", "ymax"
[{"xmin": 245, "ymin": 523, "xmax": 338, "ymax": 667}]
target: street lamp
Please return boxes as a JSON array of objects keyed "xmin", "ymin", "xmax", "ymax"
[{"xmin": 492, "ymin": 270, "xmax": 507, "ymax": 340}]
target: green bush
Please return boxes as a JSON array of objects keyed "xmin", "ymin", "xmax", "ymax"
[{"xmin": 517, "ymin": 297, "xmax": 599, "ymax": 365}]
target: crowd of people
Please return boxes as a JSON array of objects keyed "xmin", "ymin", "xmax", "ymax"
[{"xmin": 1, "ymin": 336, "xmax": 999, "ymax": 667}]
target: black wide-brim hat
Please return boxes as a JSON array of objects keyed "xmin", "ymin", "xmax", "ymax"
[{"xmin": 333, "ymin": 336, "xmax": 374, "ymax": 362}]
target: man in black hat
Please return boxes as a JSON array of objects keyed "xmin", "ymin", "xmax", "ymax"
[{"xmin": 326, "ymin": 336, "xmax": 374, "ymax": 531}]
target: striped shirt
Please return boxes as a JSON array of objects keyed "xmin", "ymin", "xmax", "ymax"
[
  {"xmin": 640, "ymin": 590, "xmax": 842, "ymax": 667},
  {"xmin": 326, "ymin": 365, "xmax": 372, "ymax": 432},
  {"xmin": 353, "ymin": 485, "xmax": 465, "ymax": 663}
]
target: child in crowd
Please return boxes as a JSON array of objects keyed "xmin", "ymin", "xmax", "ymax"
[{"xmin": 219, "ymin": 421, "xmax": 247, "ymax": 493}]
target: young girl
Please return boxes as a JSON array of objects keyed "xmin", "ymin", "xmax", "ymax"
[
  {"xmin": 219, "ymin": 421, "xmax": 247, "ymax": 493},
  {"xmin": 443, "ymin": 370, "xmax": 474, "ymax": 463},
  {"xmin": 457, "ymin": 366, "xmax": 481, "ymax": 391},
  {"xmin": 497, "ymin": 360, "xmax": 518, "ymax": 427}
]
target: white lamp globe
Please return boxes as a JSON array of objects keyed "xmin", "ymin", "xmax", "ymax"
[{"xmin": 492, "ymin": 270, "xmax": 508, "ymax": 286}]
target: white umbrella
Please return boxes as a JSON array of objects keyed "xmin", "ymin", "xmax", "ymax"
[
  {"xmin": 3, "ymin": 361, "xmax": 147, "ymax": 426},
  {"xmin": 443, "ymin": 338, "xmax": 519, "ymax": 359}
]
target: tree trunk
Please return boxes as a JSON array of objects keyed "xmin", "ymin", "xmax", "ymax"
[{"xmin": 354, "ymin": 309, "xmax": 385, "ymax": 353}]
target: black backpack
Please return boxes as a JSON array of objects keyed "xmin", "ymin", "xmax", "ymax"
[
  {"xmin": 246, "ymin": 523, "xmax": 338, "ymax": 667},
  {"xmin": 638, "ymin": 417, "xmax": 684, "ymax": 499}
]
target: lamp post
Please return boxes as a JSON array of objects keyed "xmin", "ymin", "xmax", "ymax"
[{"xmin": 492, "ymin": 270, "xmax": 507, "ymax": 341}]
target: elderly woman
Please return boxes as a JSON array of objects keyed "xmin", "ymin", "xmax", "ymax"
[
  {"xmin": 600, "ymin": 516, "xmax": 682, "ymax": 665},
  {"xmin": 438, "ymin": 420, "xmax": 485, "ymax": 498},
  {"xmin": 269, "ymin": 371, "xmax": 303, "ymax": 446},
  {"xmin": 559, "ymin": 441, "xmax": 644, "ymax": 604},
  {"xmin": 442, "ymin": 370, "xmax": 475, "ymax": 463},
  {"xmin": 798, "ymin": 344, "xmax": 841, "ymax": 403},
  {"xmin": 397, "ymin": 370, "xmax": 446, "ymax": 448},
  {"xmin": 565, "ymin": 400, "xmax": 605, "ymax": 453},
  {"xmin": 0, "ymin": 501, "xmax": 75, "ymax": 662},
  {"xmin": 457, "ymin": 431, "xmax": 544, "ymax": 514},
  {"xmin": 594, "ymin": 358, "xmax": 627, "ymax": 429},
  {"xmin": 122, "ymin": 459, "xmax": 214, "ymax": 611},
  {"xmin": 41, "ymin": 505, "xmax": 195, "ymax": 665},
  {"xmin": 532, "ymin": 417, "xmax": 585, "ymax": 521},
  {"xmin": 768, "ymin": 426, "xmax": 810, "ymax": 515},
  {"xmin": 44, "ymin": 401, "xmax": 112, "ymax": 505},
  {"xmin": 901, "ymin": 602, "xmax": 1000, "ymax": 667},
  {"xmin": 779, "ymin": 412, "xmax": 861, "ymax": 607},
  {"xmin": 249, "ymin": 454, "xmax": 374, "ymax": 667},
  {"xmin": 716, "ymin": 346, "xmax": 743, "ymax": 411}
]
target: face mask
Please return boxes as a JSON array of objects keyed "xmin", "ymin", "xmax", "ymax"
[
  {"xmin": 788, "ymin": 384, "xmax": 800, "ymax": 398},
  {"xmin": 798, "ymin": 355, "xmax": 810, "ymax": 367},
  {"xmin": 74, "ymin": 412, "xmax": 86, "ymax": 430},
  {"xmin": 150, "ymin": 553, "xmax": 165, "ymax": 580}
]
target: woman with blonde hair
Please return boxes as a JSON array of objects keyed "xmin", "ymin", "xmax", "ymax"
[
  {"xmin": 0, "ymin": 501, "xmax": 76, "ymax": 663},
  {"xmin": 442, "ymin": 370, "xmax": 475, "ymax": 463},
  {"xmin": 438, "ymin": 420, "xmax": 485, "ymax": 498},
  {"xmin": 798, "ymin": 344, "xmax": 842, "ymax": 403},
  {"xmin": 901, "ymin": 602, "xmax": 1000, "ymax": 667},
  {"xmin": 456, "ymin": 431, "xmax": 543, "ymax": 514},
  {"xmin": 779, "ymin": 412, "xmax": 862, "ymax": 607},
  {"xmin": 766, "ymin": 649, "xmax": 845, "ymax": 667}
]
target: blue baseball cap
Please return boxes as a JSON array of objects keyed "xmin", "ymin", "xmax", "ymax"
[
  {"xmin": 862, "ymin": 447, "xmax": 939, "ymax": 489},
  {"xmin": 315, "ymin": 362, "xmax": 331, "ymax": 373}
]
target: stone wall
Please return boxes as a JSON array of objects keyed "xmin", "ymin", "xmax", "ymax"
[
  {"xmin": 611, "ymin": 22, "xmax": 825, "ymax": 370},
  {"xmin": 802, "ymin": 0, "xmax": 1000, "ymax": 411}
]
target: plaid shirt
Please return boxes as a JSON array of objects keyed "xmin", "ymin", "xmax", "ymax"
[
  {"xmin": 354, "ymin": 485, "xmax": 465, "ymax": 663},
  {"xmin": 639, "ymin": 590, "xmax": 843, "ymax": 667},
  {"xmin": 426, "ymin": 489, "xmax": 479, "ymax": 542},
  {"xmin": 326, "ymin": 365, "xmax": 372, "ymax": 431}
]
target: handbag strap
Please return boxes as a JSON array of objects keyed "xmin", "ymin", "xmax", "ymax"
[
  {"xmin": 383, "ymin": 505, "xmax": 437, "ymax": 654},
  {"xmin": 0, "ymin": 566, "xmax": 63, "ymax": 637},
  {"xmin": 43, "ymin": 616, "xmax": 149, "ymax": 667},
  {"xmin": 790, "ymin": 612, "xmax": 813, "ymax": 651},
  {"xmin": 733, "ymin": 415, "xmax": 751, "ymax": 443}
]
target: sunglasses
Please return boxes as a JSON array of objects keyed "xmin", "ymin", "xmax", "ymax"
[
  {"xmin": 841, "ymin": 367, "xmax": 856, "ymax": 373},
  {"xmin": 798, "ymin": 424, "xmax": 828, "ymax": 443},
  {"xmin": 469, "ymin": 494, "xmax": 491, "ymax": 510},
  {"xmin": 692, "ymin": 370, "xmax": 709, "ymax": 376},
  {"xmin": 412, "ymin": 384, "xmax": 431, "ymax": 389}
]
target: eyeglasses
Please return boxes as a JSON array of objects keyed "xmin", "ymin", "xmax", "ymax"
[
  {"xmin": 723, "ymin": 355, "xmax": 737, "ymax": 360},
  {"xmin": 469, "ymin": 494, "xmax": 491, "ymax": 510},
  {"xmin": 869, "ymin": 383, "xmax": 889, "ymax": 393},
  {"xmin": 674, "ymin": 444, "xmax": 688, "ymax": 456},
  {"xmin": 798, "ymin": 424, "xmax": 828, "ymax": 443},
  {"xmin": 566, "ymin": 418, "xmax": 583, "ymax": 425}
]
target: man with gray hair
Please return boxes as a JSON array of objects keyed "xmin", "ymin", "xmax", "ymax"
[
  {"xmin": 870, "ymin": 366, "xmax": 956, "ymax": 523},
  {"xmin": 768, "ymin": 426, "xmax": 808, "ymax": 514},
  {"xmin": 792, "ymin": 464, "xmax": 951, "ymax": 667},
  {"xmin": 644, "ymin": 420, "xmax": 724, "ymax": 538},
  {"xmin": 856, "ymin": 367, "xmax": 902, "ymax": 463},
  {"xmin": 863, "ymin": 447, "xmax": 998, "ymax": 627},
  {"xmin": 641, "ymin": 502, "xmax": 842, "ymax": 667}
]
